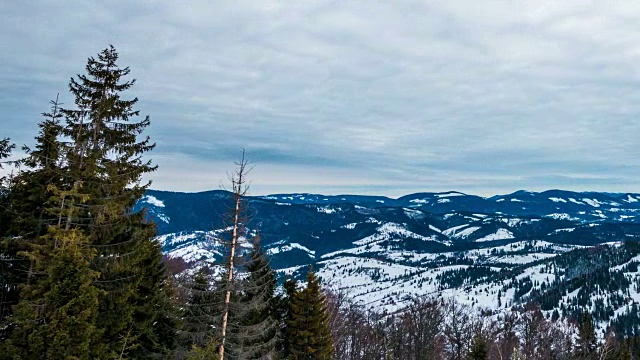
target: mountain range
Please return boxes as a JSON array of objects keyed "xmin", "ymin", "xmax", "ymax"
[{"xmin": 135, "ymin": 189, "xmax": 640, "ymax": 337}]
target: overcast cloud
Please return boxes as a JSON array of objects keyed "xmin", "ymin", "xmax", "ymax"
[{"xmin": 2, "ymin": 1, "xmax": 640, "ymax": 196}]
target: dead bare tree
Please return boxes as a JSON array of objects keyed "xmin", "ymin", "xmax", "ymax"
[
  {"xmin": 219, "ymin": 150, "xmax": 251, "ymax": 360},
  {"xmin": 443, "ymin": 298, "xmax": 474, "ymax": 360}
]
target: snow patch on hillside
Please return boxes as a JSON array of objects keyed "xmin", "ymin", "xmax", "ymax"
[
  {"xmin": 267, "ymin": 243, "xmax": 316, "ymax": 257},
  {"xmin": 155, "ymin": 213, "xmax": 170, "ymax": 223},
  {"xmin": 317, "ymin": 206, "xmax": 339, "ymax": 214},
  {"xmin": 142, "ymin": 195, "xmax": 165, "ymax": 207},
  {"xmin": 435, "ymin": 192, "xmax": 465, "ymax": 198},
  {"xmin": 403, "ymin": 208, "xmax": 424, "ymax": 219},
  {"xmin": 443, "ymin": 225, "xmax": 480, "ymax": 239},
  {"xmin": 476, "ymin": 229, "xmax": 514, "ymax": 242},
  {"xmin": 551, "ymin": 228, "xmax": 575, "ymax": 234},
  {"xmin": 582, "ymin": 198, "xmax": 602, "ymax": 207}
]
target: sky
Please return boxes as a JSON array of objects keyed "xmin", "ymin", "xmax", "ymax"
[{"xmin": 2, "ymin": 1, "xmax": 640, "ymax": 197}]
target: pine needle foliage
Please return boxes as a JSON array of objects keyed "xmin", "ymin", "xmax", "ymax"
[
  {"xmin": 2, "ymin": 226, "xmax": 102, "ymax": 359},
  {"xmin": 0, "ymin": 98, "xmax": 67, "ymax": 339},
  {"xmin": 227, "ymin": 238, "xmax": 280, "ymax": 360},
  {"xmin": 286, "ymin": 268, "xmax": 333, "ymax": 360},
  {"xmin": 55, "ymin": 45, "xmax": 173, "ymax": 358},
  {"xmin": 0, "ymin": 46, "xmax": 175, "ymax": 358}
]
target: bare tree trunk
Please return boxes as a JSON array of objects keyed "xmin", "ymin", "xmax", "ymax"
[{"xmin": 219, "ymin": 151, "xmax": 250, "ymax": 360}]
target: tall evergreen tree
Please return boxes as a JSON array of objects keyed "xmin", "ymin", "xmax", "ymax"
[
  {"xmin": 0, "ymin": 137, "xmax": 15, "ymax": 335},
  {"xmin": 286, "ymin": 268, "xmax": 333, "ymax": 360},
  {"xmin": 2, "ymin": 96, "xmax": 65, "ymax": 238},
  {"xmin": 0, "ymin": 99, "xmax": 66, "ymax": 339},
  {"xmin": 52, "ymin": 45, "xmax": 173, "ymax": 358}
]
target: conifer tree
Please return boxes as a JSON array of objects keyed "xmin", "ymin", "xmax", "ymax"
[
  {"xmin": 286, "ymin": 268, "xmax": 333, "ymax": 360},
  {"xmin": 0, "ymin": 137, "xmax": 15, "ymax": 333},
  {"xmin": 230, "ymin": 238, "xmax": 280, "ymax": 359},
  {"xmin": 0, "ymin": 138, "xmax": 13, "ymax": 170},
  {"xmin": 575, "ymin": 313, "xmax": 597, "ymax": 360},
  {"xmin": 281, "ymin": 278, "xmax": 298, "ymax": 358},
  {"xmin": 0, "ymin": 98, "xmax": 66, "ymax": 338},
  {"xmin": 55, "ymin": 45, "xmax": 173, "ymax": 358},
  {"xmin": 1, "ymin": 180, "xmax": 102, "ymax": 358},
  {"xmin": 181, "ymin": 267, "xmax": 218, "ymax": 355},
  {"xmin": 2, "ymin": 96, "xmax": 65, "ymax": 237},
  {"xmin": 467, "ymin": 332, "xmax": 488, "ymax": 360}
]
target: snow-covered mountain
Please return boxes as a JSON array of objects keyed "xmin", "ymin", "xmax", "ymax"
[{"xmin": 136, "ymin": 189, "xmax": 640, "ymax": 337}]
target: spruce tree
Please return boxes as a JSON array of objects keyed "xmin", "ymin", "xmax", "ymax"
[
  {"xmin": 467, "ymin": 332, "xmax": 488, "ymax": 360},
  {"xmin": 230, "ymin": 238, "xmax": 280, "ymax": 360},
  {"xmin": 1, "ymin": 182, "xmax": 101, "ymax": 358},
  {"xmin": 3, "ymin": 96, "xmax": 65, "ymax": 237},
  {"xmin": 0, "ymin": 99, "xmax": 66, "ymax": 339},
  {"xmin": 0, "ymin": 137, "xmax": 14, "ymax": 334},
  {"xmin": 0, "ymin": 138, "xmax": 13, "ymax": 170},
  {"xmin": 286, "ymin": 268, "xmax": 333, "ymax": 360},
  {"xmin": 181, "ymin": 267, "xmax": 218, "ymax": 356},
  {"xmin": 281, "ymin": 278, "xmax": 298, "ymax": 358},
  {"xmin": 575, "ymin": 313, "xmax": 597, "ymax": 360},
  {"xmin": 56, "ymin": 45, "xmax": 173, "ymax": 358}
]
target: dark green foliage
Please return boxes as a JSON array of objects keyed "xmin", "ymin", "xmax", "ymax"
[
  {"xmin": 1, "ymin": 227, "xmax": 102, "ymax": 359},
  {"xmin": 512, "ymin": 242, "xmax": 640, "ymax": 334},
  {"xmin": 467, "ymin": 332, "xmax": 488, "ymax": 360},
  {"xmin": 181, "ymin": 267, "xmax": 218, "ymax": 355},
  {"xmin": 286, "ymin": 268, "xmax": 333, "ymax": 360},
  {"xmin": 53, "ymin": 45, "xmax": 173, "ymax": 358},
  {"xmin": 231, "ymin": 240, "xmax": 280, "ymax": 359},
  {"xmin": 125, "ymin": 219, "xmax": 180, "ymax": 358},
  {"xmin": 0, "ymin": 46, "xmax": 174, "ymax": 357},
  {"xmin": 281, "ymin": 278, "xmax": 298, "ymax": 358},
  {"xmin": 575, "ymin": 313, "xmax": 597, "ymax": 360},
  {"xmin": 0, "ymin": 99, "xmax": 66, "ymax": 339},
  {"xmin": 0, "ymin": 138, "xmax": 14, "ymax": 171},
  {"xmin": 436, "ymin": 266, "xmax": 499, "ymax": 290}
]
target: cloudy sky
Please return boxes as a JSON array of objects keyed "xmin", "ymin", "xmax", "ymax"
[{"xmin": 2, "ymin": 1, "xmax": 640, "ymax": 197}]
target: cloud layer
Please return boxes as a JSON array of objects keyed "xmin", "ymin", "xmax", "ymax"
[{"xmin": 2, "ymin": 1, "xmax": 640, "ymax": 196}]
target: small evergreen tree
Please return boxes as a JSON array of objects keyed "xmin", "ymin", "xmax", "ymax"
[
  {"xmin": 286, "ymin": 268, "xmax": 333, "ymax": 360},
  {"xmin": 575, "ymin": 313, "xmax": 597, "ymax": 360},
  {"xmin": 181, "ymin": 267, "xmax": 218, "ymax": 354},
  {"xmin": 467, "ymin": 332, "xmax": 488, "ymax": 360},
  {"xmin": 0, "ymin": 137, "xmax": 14, "ymax": 172},
  {"xmin": 467, "ymin": 329, "xmax": 489, "ymax": 360},
  {"xmin": 231, "ymin": 238, "xmax": 280, "ymax": 359},
  {"xmin": 281, "ymin": 278, "xmax": 298, "ymax": 358}
]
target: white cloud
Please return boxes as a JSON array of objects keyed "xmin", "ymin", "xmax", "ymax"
[{"xmin": 2, "ymin": 0, "xmax": 640, "ymax": 196}]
